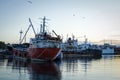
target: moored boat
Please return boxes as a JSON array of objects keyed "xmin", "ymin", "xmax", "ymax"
[
  {"xmin": 61, "ymin": 36, "xmax": 102, "ymax": 58},
  {"xmin": 28, "ymin": 17, "xmax": 62, "ymax": 61},
  {"xmin": 102, "ymin": 43, "xmax": 114, "ymax": 55}
]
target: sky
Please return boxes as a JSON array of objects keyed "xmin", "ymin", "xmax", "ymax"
[{"xmin": 0, "ymin": 0, "xmax": 120, "ymax": 44}]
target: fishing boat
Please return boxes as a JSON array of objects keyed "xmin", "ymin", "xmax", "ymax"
[
  {"xmin": 28, "ymin": 17, "xmax": 62, "ymax": 61},
  {"xmin": 13, "ymin": 17, "xmax": 62, "ymax": 61},
  {"xmin": 29, "ymin": 17, "xmax": 62, "ymax": 61}
]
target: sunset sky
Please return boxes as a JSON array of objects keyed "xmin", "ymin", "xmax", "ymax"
[{"xmin": 0, "ymin": 0, "xmax": 120, "ymax": 44}]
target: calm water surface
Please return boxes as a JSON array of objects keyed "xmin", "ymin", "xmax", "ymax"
[{"xmin": 0, "ymin": 56, "xmax": 120, "ymax": 80}]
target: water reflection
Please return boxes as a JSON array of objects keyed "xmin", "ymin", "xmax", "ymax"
[
  {"xmin": 28, "ymin": 62, "xmax": 61, "ymax": 80},
  {"xmin": 62, "ymin": 57, "xmax": 78, "ymax": 72},
  {"xmin": 11, "ymin": 60, "xmax": 61, "ymax": 80},
  {"xmin": 62, "ymin": 57, "xmax": 101, "ymax": 73},
  {"xmin": 0, "ymin": 58, "xmax": 61, "ymax": 80},
  {"xmin": 0, "ymin": 56, "xmax": 120, "ymax": 80}
]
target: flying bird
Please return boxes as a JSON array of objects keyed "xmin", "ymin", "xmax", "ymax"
[
  {"xmin": 82, "ymin": 17, "xmax": 86, "ymax": 19},
  {"xmin": 27, "ymin": 1, "xmax": 32, "ymax": 4}
]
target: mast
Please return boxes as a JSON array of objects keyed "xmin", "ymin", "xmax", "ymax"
[
  {"xmin": 40, "ymin": 24, "xmax": 43, "ymax": 34},
  {"xmin": 40, "ymin": 16, "xmax": 50, "ymax": 34},
  {"xmin": 42, "ymin": 16, "xmax": 46, "ymax": 33},
  {"xmin": 19, "ymin": 30, "xmax": 23, "ymax": 44}
]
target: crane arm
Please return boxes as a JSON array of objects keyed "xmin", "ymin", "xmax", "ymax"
[
  {"xmin": 29, "ymin": 18, "xmax": 36, "ymax": 35},
  {"xmin": 52, "ymin": 30, "xmax": 58, "ymax": 37},
  {"xmin": 20, "ymin": 18, "xmax": 36, "ymax": 44}
]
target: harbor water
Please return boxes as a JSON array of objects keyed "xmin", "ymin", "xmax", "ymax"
[{"xmin": 0, "ymin": 56, "xmax": 120, "ymax": 80}]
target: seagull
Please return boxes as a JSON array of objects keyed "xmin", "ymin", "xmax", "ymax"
[
  {"xmin": 73, "ymin": 14, "xmax": 75, "ymax": 16},
  {"xmin": 82, "ymin": 17, "xmax": 86, "ymax": 19},
  {"xmin": 27, "ymin": 1, "xmax": 32, "ymax": 4}
]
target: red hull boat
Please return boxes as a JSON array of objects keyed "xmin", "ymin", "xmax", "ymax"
[{"xmin": 27, "ymin": 16, "xmax": 62, "ymax": 61}]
